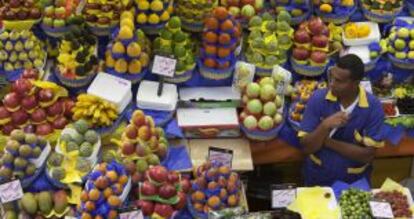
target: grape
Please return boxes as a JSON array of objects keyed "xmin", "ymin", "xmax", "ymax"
[
  {"xmin": 373, "ymin": 190, "xmax": 413, "ymax": 218},
  {"xmin": 339, "ymin": 188, "xmax": 372, "ymax": 219}
]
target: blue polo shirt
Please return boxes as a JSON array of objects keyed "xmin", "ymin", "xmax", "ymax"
[{"xmin": 298, "ymin": 87, "xmax": 385, "ymax": 186}]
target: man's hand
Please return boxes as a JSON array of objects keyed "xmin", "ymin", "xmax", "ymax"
[{"xmin": 322, "ymin": 111, "xmax": 348, "ymax": 130}]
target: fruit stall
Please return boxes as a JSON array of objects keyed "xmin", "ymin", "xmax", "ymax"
[{"xmin": 2, "ymin": 0, "xmax": 414, "ymax": 218}]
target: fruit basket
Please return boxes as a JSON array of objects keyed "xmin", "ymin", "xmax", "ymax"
[
  {"xmin": 270, "ymin": 0, "xmax": 312, "ymax": 25},
  {"xmin": 0, "ymin": 0, "xmax": 42, "ymax": 31},
  {"xmin": 342, "ymin": 22, "xmax": 380, "ymax": 46},
  {"xmin": 408, "ymin": 0, "xmax": 414, "ymax": 16},
  {"xmin": 136, "ymin": 0, "xmax": 174, "ymax": 35},
  {"xmin": 220, "ymin": 0, "xmax": 264, "ymax": 28},
  {"xmin": 314, "ymin": 0, "xmax": 357, "ymax": 24},
  {"xmin": 175, "ymin": 0, "xmax": 217, "ymax": 32},
  {"xmin": 384, "ymin": 19, "xmax": 414, "ymax": 70},
  {"xmin": 16, "ymin": 190, "xmax": 71, "ymax": 218},
  {"xmin": 360, "ymin": 0, "xmax": 403, "ymax": 23}
]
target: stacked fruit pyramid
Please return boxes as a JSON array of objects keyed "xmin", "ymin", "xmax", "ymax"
[
  {"xmin": 245, "ymin": 12, "xmax": 293, "ymax": 76},
  {"xmin": 0, "ymin": 75, "xmax": 74, "ymax": 136},
  {"xmin": 0, "ymin": 130, "xmax": 49, "ymax": 186},
  {"xmin": 135, "ymin": 0, "xmax": 173, "ymax": 34},
  {"xmin": 239, "ymin": 77, "xmax": 284, "ymax": 141},
  {"xmin": 137, "ymin": 165, "xmax": 187, "ymax": 218},
  {"xmin": 291, "ymin": 17, "xmax": 342, "ymax": 76},
  {"xmin": 384, "ymin": 22, "xmax": 414, "ymax": 69},
  {"xmin": 153, "ymin": 16, "xmax": 196, "ymax": 83},
  {"xmin": 199, "ymin": 7, "xmax": 242, "ymax": 80},
  {"xmin": 270, "ymin": 0, "xmax": 311, "ymax": 25},
  {"xmin": 41, "ymin": 0, "xmax": 84, "ymax": 37},
  {"xmin": 79, "ymin": 161, "xmax": 130, "ymax": 219},
  {"xmin": 314, "ymin": 0, "xmax": 356, "ymax": 24},
  {"xmin": 105, "ymin": 11, "xmax": 151, "ymax": 83},
  {"xmin": 175, "ymin": 0, "xmax": 216, "ymax": 32},
  {"xmin": 221, "ymin": 0, "xmax": 263, "ymax": 27},
  {"xmin": 56, "ymin": 27, "xmax": 99, "ymax": 88},
  {"xmin": 47, "ymin": 120, "xmax": 100, "ymax": 185},
  {"xmin": 189, "ymin": 161, "xmax": 243, "ymax": 218},
  {"xmin": 361, "ymin": 0, "xmax": 402, "ymax": 23},
  {"xmin": 0, "ymin": 30, "xmax": 46, "ymax": 75},
  {"xmin": 0, "ymin": 0, "xmax": 42, "ymax": 30}
]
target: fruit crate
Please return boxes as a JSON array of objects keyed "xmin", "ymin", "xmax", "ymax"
[{"xmin": 290, "ymin": 58, "xmax": 328, "ymax": 77}]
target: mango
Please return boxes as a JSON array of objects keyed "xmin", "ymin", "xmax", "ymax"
[
  {"xmin": 37, "ymin": 191, "xmax": 53, "ymax": 214},
  {"xmin": 53, "ymin": 190, "xmax": 68, "ymax": 214},
  {"xmin": 20, "ymin": 193, "xmax": 38, "ymax": 215}
]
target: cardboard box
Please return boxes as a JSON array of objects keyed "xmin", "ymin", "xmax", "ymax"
[
  {"xmin": 188, "ymin": 138, "xmax": 253, "ymax": 172},
  {"xmin": 179, "ymin": 86, "xmax": 241, "ymax": 108},
  {"xmin": 177, "ymin": 108, "xmax": 240, "ymax": 138}
]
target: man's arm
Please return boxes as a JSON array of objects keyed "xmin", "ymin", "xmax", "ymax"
[{"xmin": 325, "ymin": 138, "xmax": 375, "ymax": 163}]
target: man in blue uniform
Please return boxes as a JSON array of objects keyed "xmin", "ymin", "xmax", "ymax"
[{"xmin": 298, "ymin": 54, "xmax": 385, "ymax": 186}]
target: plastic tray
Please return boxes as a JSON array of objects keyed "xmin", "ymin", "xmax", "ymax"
[{"xmin": 342, "ymin": 22, "xmax": 380, "ymax": 46}]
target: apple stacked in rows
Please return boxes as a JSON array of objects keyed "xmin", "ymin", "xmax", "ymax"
[
  {"xmin": 223, "ymin": 0, "xmax": 264, "ymax": 23},
  {"xmin": 386, "ymin": 26, "xmax": 414, "ymax": 61},
  {"xmin": 200, "ymin": 7, "xmax": 241, "ymax": 70},
  {"xmin": 42, "ymin": 0, "xmax": 84, "ymax": 31},
  {"xmin": 0, "ymin": 0, "xmax": 41, "ymax": 22},
  {"xmin": 292, "ymin": 17, "xmax": 332, "ymax": 67},
  {"xmin": 135, "ymin": 0, "xmax": 173, "ymax": 29},
  {"xmin": 175, "ymin": 0, "xmax": 215, "ymax": 30},
  {"xmin": 290, "ymin": 80, "xmax": 326, "ymax": 122},
  {"xmin": 0, "ymin": 130, "xmax": 48, "ymax": 183},
  {"xmin": 0, "ymin": 75, "xmax": 74, "ymax": 135},
  {"xmin": 57, "ymin": 27, "xmax": 98, "ymax": 80},
  {"xmin": 83, "ymin": 0, "xmax": 125, "ymax": 30},
  {"xmin": 79, "ymin": 162, "xmax": 129, "ymax": 219},
  {"xmin": 240, "ymin": 77, "xmax": 283, "ymax": 132},
  {"xmin": 0, "ymin": 30, "xmax": 46, "ymax": 72},
  {"xmin": 153, "ymin": 17, "xmax": 195, "ymax": 76},
  {"xmin": 245, "ymin": 12, "xmax": 293, "ymax": 69},
  {"xmin": 137, "ymin": 165, "xmax": 187, "ymax": 218},
  {"xmin": 105, "ymin": 11, "xmax": 151, "ymax": 76},
  {"xmin": 190, "ymin": 161, "xmax": 241, "ymax": 215}
]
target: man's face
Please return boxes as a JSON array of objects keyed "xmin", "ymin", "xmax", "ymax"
[{"xmin": 328, "ymin": 66, "xmax": 358, "ymax": 98}]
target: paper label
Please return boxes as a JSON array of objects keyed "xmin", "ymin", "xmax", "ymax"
[
  {"xmin": 119, "ymin": 210, "xmax": 144, "ymax": 219},
  {"xmin": 208, "ymin": 147, "xmax": 233, "ymax": 168},
  {"xmin": 0, "ymin": 180, "xmax": 23, "ymax": 203},
  {"xmin": 152, "ymin": 55, "xmax": 177, "ymax": 77},
  {"xmin": 271, "ymin": 184, "xmax": 296, "ymax": 208},
  {"xmin": 370, "ymin": 201, "xmax": 394, "ymax": 218}
]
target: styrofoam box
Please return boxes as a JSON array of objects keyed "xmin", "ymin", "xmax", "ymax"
[
  {"xmin": 343, "ymin": 46, "xmax": 371, "ymax": 64},
  {"xmin": 296, "ymin": 187, "xmax": 340, "ymax": 219},
  {"xmin": 179, "ymin": 86, "xmax": 241, "ymax": 102},
  {"xmin": 137, "ymin": 80, "xmax": 178, "ymax": 111},
  {"xmin": 87, "ymin": 73, "xmax": 132, "ymax": 112},
  {"xmin": 342, "ymin": 22, "xmax": 380, "ymax": 46},
  {"xmin": 177, "ymin": 108, "xmax": 239, "ymax": 127}
]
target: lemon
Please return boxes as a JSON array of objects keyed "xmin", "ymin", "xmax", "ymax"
[
  {"xmin": 160, "ymin": 11, "xmax": 170, "ymax": 22},
  {"xmin": 121, "ymin": 19, "xmax": 135, "ymax": 30},
  {"xmin": 121, "ymin": 11, "xmax": 134, "ymax": 21},
  {"xmin": 128, "ymin": 59, "xmax": 142, "ymax": 74},
  {"xmin": 136, "ymin": 13, "xmax": 148, "ymax": 24},
  {"xmin": 137, "ymin": 1, "xmax": 150, "ymax": 10},
  {"xmin": 139, "ymin": 53, "xmax": 150, "ymax": 67},
  {"xmin": 150, "ymin": 0, "xmax": 164, "ymax": 12},
  {"xmin": 319, "ymin": 3, "xmax": 333, "ymax": 13},
  {"xmin": 148, "ymin": 14, "xmax": 160, "ymax": 25},
  {"xmin": 357, "ymin": 24, "xmax": 371, "ymax": 38},
  {"xmin": 167, "ymin": 5, "xmax": 174, "ymax": 14},
  {"xmin": 118, "ymin": 26, "xmax": 133, "ymax": 40}
]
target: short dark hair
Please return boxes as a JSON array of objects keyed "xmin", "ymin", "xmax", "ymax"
[{"xmin": 336, "ymin": 54, "xmax": 364, "ymax": 81}]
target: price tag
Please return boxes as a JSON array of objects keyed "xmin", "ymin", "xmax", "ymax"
[
  {"xmin": 119, "ymin": 210, "xmax": 144, "ymax": 219},
  {"xmin": 271, "ymin": 184, "xmax": 296, "ymax": 209},
  {"xmin": 208, "ymin": 147, "xmax": 233, "ymax": 168},
  {"xmin": 152, "ymin": 55, "xmax": 177, "ymax": 77},
  {"xmin": 0, "ymin": 180, "xmax": 24, "ymax": 203},
  {"xmin": 370, "ymin": 201, "xmax": 394, "ymax": 218}
]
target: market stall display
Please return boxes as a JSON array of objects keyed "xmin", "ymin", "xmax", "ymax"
[
  {"xmin": 220, "ymin": 0, "xmax": 264, "ymax": 27},
  {"xmin": 175, "ymin": 0, "xmax": 217, "ymax": 32},
  {"xmin": 135, "ymin": 0, "xmax": 173, "ymax": 35},
  {"xmin": 269, "ymin": 0, "xmax": 312, "ymax": 25},
  {"xmin": 0, "ymin": 0, "xmax": 42, "ymax": 31}
]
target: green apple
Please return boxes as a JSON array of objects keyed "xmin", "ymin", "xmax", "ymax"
[
  {"xmin": 43, "ymin": 17, "xmax": 54, "ymax": 27},
  {"xmin": 394, "ymin": 39, "xmax": 406, "ymax": 51},
  {"xmin": 53, "ymin": 19, "xmax": 66, "ymax": 28},
  {"xmin": 44, "ymin": 6, "xmax": 54, "ymax": 17},
  {"xmin": 408, "ymin": 51, "xmax": 414, "ymax": 59},
  {"xmin": 229, "ymin": 6, "xmax": 240, "ymax": 17},
  {"xmin": 395, "ymin": 51, "xmax": 407, "ymax": 59},
  {"xmin": 410, "ymin": 29, "xmax": 414, "ymax": 39},
  {"xmin": 397, "ymin": 28, "xmax": 409, "ymax": 39},
  {"xmin": 409, "ymin": 41, "xmax": 414, "ymax": 50}
]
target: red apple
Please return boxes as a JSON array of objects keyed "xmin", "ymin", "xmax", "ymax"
[
  {"xmin": 31, "ymin": 108, "xmax": 47, "ymax": 123},
  {"xmin": 125, "ymin": 124, "xmax": 137, "ymax": 139},
  {"xmin": 148, "ymin": 166, "xmax": 168, "ymax": 183},
  {"xmin": 310, "ymin": 51, "xmax": 327, "ymax": 64},
  {"xmin": 38, "ymin": 89, "xmax": 54, "ymax": 102},
  {"xmin": 29, "ymin": 8, "xmax": 41, "ymax": 19},
  {"xmin": 140, "ymin": 181, "xmax": 158, "ymax": 196},
  {"xmin": 2, "ymin": 123, "xmax": 15, "ymax": 135},
  {"xmin": 0, "ymin": 106, "xmax": 11, "ymax": 119},
  {"xmin": 9, "ymin": 0, "xmax": 20, "ymax": 8},
  {"xmin": 154, "ymin": 203, "xmax": 174, "ymax": 219},
  {"xmin": 293, "ymin": 48, "xmax": 310, "ymax": 60},
  {"xmin": 227, "ymin": 0, "xmax": 240, "ymax": 6},
  {"xmin": 36, "ymin": 122, "xmax": 54, "ymax": 135},
  {"xmin": 294, "ymin": 29, "xmax": 311, "ymax": 44},
  {"xmin": 321, "ymin": 25, "xmax": 330, "ymax": 37},
  {"xmin": 312, "ymin": 35, "xmax": 329, "ymax": 48},
  {"xmin": 11, "ymin": 109, "xmax": 29, "ymax": 126},
  {"xmin": 46, "ymin": 101, "xmax": 63, "ymax": 117},
  {"xmin": 131, "ymin": 172, "xmax": 144, "ymax": 183},
  {"xmin": 173, "ymin": 191, "xmax": 186, "ymax": 210},
  {"xmin": 52, "ymin": 116, "xmax": 68, "ymax": 129},
  {"xmin": 167, "ymin": 171, "xmax": 180, "ymax": 184},
  {"xmin": 135, "ymin": 145, "xmax": 146, "ymax": 157},
  {"xmin": 12, "ymin": 78, "xmax": 32, "ymax": 95},
  {"xmin": 21, "ymin": 95, "xmax": 37, "ymax": 111},
  {"xmin": 62, "ymin": 99, "xmax": 75, "ymax": 118},
  {"xmin": 308, "ymin": 17, "xmax": 325, "ymax": 36},
  {"xmin": 180, "ymin": 178, "xmax": 191, "ymax": 193},
  {"xmin": 138, "ymin": 200, "xmax": 154, "ymax": 216},
  {"xmin": 3, "ymin": 92, "xmax": 21, "ymax": 109},
  {"xmin": 132, "ymin": 111, "xmax": 146, "ymax": 127},
  {"xmin": 122, "ymin": 142, "xmax": 136, "ymax": 155},
  {"xmin": 158, "ymin": 183, "xmax": 177, "ymax": 199},
  {"xmin": 22, "ymin": 69, "xmax": 39, "ymax": 79}
]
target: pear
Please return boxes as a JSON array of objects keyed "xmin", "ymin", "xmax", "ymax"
[
  {"xmin": 127, "ymin": 42, "xmax": 141, "ymax": 57},
  {"xmin": 115, "ymin": 59, "xmax": 128, "ymax": 73},
  {"xmin": 128, "ymin": 59, "xmax": 142, "ymax": 74}
]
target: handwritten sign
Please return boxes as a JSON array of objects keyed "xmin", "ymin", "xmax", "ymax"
[
  {"xmin": 152, "ymin": 55, "xmax": 177, "ymax": 77},
  {"xmin": 208, "ymin": 147, "xmax": 233, "ymax": 168},
  {"xmin": 119, "ymin": 210, "xmax": 144, "ymax": 219},
  {"xmin": 0, "ymin": 180, "xmax": 23, "ymax": 203},
  {"xmin": 370, "ymin": 201, "xmax": 394, "ymax": 218},
  {"xmin": 271, "ymin": 184, "xmax": 296, "ymax": 208}
]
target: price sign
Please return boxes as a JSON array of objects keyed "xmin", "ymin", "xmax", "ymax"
[
  {"xmin": 208, "ymin": 147, "xmax": 233, "ymax": 168},
  {"xmin": 0, "ymin": 180, "xmax": 23, "ymax": 203},
  {"xmin": 271, "ymin": 184, "xmax": 296, "ymax": 209},
  {"xmin": 370, "ymin": 201, "xmax": 394, "ymax": 218},
  {"xmin": 119, "ymin": 210, "xmax": 144, "ymax": 219},
  {"xmin": 152, "ymin": 55, "xmax": 177, "ymax": 77}
]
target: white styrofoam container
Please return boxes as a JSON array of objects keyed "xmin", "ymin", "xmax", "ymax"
[
  {"xmin": 342, "ymin": 22, "xmax": 380, "ymax": 46},
  {"xmin": 137, "ymin": 80, "xmax": 178, "ymax": 111},
  {"xmin": 296, "ymin": 187, "xmax": 340, "ymax": 219},
  {"xmin": 343, "ymin": 46, "xmax": 371, "ymax": 64},
  {"xmin": 87, "ymin": 72, "xmax": 132, "ymax": 112},
  {"xmin": 179, "ymin": 86, "xmax": 241, "ymax": 102}
]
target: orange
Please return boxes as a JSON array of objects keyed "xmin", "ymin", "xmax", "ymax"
[
  {"xmin": 207, "ymin": 196, "xmax": 221, "ymax": 208},
  {"xmin": 103, "ymin": 187, "xmax": 113, "ymax": 198},
  {"xmin": 81, "ymin": 191, "xmax": 89, "ymax": 202},
  {"xmin": 207, "ymin": 181, "xmax": 218, "ymax": 190},
  {"xmin": 81, "ymin": 212, "xmax": 92, "ymax": 219},
  {"xmin": 118, "ymin": 175, "xmax": 129, "ymax": 185},
  {"xmin": 85, "ymin": 201, "xmax": 96, "ymax": 212},
  {"xmin": 106, "ymin": 171, "xmax": 118, "ymax": 183},
  {"xmin": 233, "ymin": 27, "xmax": 241, "ymax": 38},
  {"xmin": 112, "ymin": 183, "xmax": 123, "ymax": 195},
  {"xmin": 108, "ymin": 210, "xmax": 118, "ymax": 219},
  {"xmin": 218, "ymin": 48, "xmax": 231, "ymax": 58},
  {"xmin": 227, "ymin": 194, "xmax": 238, "ymax": 206},
  {"xmin": 88, "ymin": 189, "xmax": 100, "ymax": 201},
  {"xmin": 205, "ymin": 45, "xmax": 217, "ymax": 55},
  {"xmin": 193, "ymin": 203, "xmax": 204, "ymax": 211},
  {"xmin": 214, "ymin": 7, "xmax": 228, "ymax": 20},
  {"xmin": 108, "ymin": 195, "xmax": 121, "ymax": 207},
  {"xmin": 204, "ymin": 31, "xmax": 218, "ymax": 43},
  {"xmin": 205, "ymin": 17, "xmax": 219, "ymax": 30},
  {"xmin": 192, "ymin": 191, "xmax": 206, "ymax": 202},
  {"xmin": 204, "ymin": 58, "xmax": 217, "ymax": 68},
  {"xmin": 218, "ymin": 33, "xmax": 231, "ymax": 45},
  {"xmin": 220, "ymin": 19, "xmax": 234, "ymax": 31}
]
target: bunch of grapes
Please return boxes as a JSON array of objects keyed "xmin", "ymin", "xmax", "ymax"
[{"xmin": 339, "ymin": 188, "xmax": 372, "ymax": 219}]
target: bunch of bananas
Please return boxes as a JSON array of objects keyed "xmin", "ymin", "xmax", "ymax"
[{"xmin": 72, "ymin": 94, "xmax": 118, "ymax": 127}]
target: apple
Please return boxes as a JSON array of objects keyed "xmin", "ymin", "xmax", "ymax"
[
  {"xmin": 258, "ymin": 115, "xmax": 274, "ymax": 131},
  {"xmin": 122, "ymin": 142, "xmax": 136, "ymax": 155},
  {"xmin": 312, "ymin": 35, "xmax": 329, "ymax": 48},
  {"xmin": 11, "ymin": 109, "xmax": 29, "ymax": 126},
  {"xmin": 38, "ymin": 89, "xmax": 54, "ymax": 102},
  {"xmin": 180, "ymin": 178, "xmax": 191, "ymax": 193},
  {"xmin": 62, "ymin": 99, "xmax": 75, "ymax": 118},
  {"xmin": 36, "ymin": 122, "xmax": 54, "ymax": 135},
  {"xmin": 227, "ymin": 0, "xmax": 240, "ymax": 6},
  {"xmin": 410, "ymin": 29, "xmax": 414, "ymax": 39},
  {"xmin": 0, "ymin": 107, "xmax": 10, "ymax": 119},
  {"xmin": 23, "ymin": 124, "xmax": 35, "ymax": 133},
  {"xmin": 274, "ymin": 113, "xmax": 283, "ymax": 124},
  {"xmin": 397, "ymin": 28, "xmax": 410, "ymax": 39},
  {"xmin": 260, "ymin": 84, "xmax": 276, "ymax": 102},
  {"xmin": 53, "ymin": 19, "xmax": 66, "ymax": 28},
  {"xmin": 44, "ymin": 6, "xmax": 55, "ymax": 17},
  {"xmin": 17, "ymin": 11, "xmax": 28, "ymax": 20},
  {"xmin": 52, "ymin": 116, "xmax": 68, "ymax": 129},
  {"xmin": 394, "ymin": 39, "xmax": 406, "ymax": 51},
  {"xmin": 263, "ymin": 102, "xmax": 277, "ymax": 116},
  {"xmin": 132, "ymin": 111, "xmax": 146, "ymax": 127},
  {"xmin": 154, "ymin": 204, "xmax": 174, "ymax": 219},
  {"xmin": 148, "ymin": 165, "xmax": 168, "ymax": 183},
  {"xmin": 138, "ymin": 200, "xmax": 154, "ymax": 216},
  {"xmin": 294, "ymin": 29, "xmax": 311, "ymax": 44},
  {"xmin": 167, "ymin": 171, "xmax": 180, "ymax": 184},
  {"xmin": 21, "ymin": 96, "xmax": 37, "ymax": 112},
  {"xmin": 255, "ymin": 0, "xmax": 264, "ymax": 9},
  {"xmin": 43, "ymin": 17, "xmax": 54, "ymax": 27},
  {"xmin": 31, "ymin": 108, "xmax": 47, "ymax": 123},
  {"xmin": 29, "ymin": 8, "xmax": 41, "ymax": 19},
  {"xmin": 141, "ymin": 181, "xmax": 158, "ymax": 196},
  {"xmin": 23, "ymin": 69, "xmax": 39, "ymax": 80},
  {"xmin": 125, "ymin": 124, "xmax": 137, "ymax": 139},
  {"xmin": 246, "ymin": 99, "xmax": 263, "ymax": 114},
  {"xmin": 293, "ymin": 47, "xmax": 310, "ymax": 60},
  {"xmin": 4, "ymin": 11, "xmax": 16, "ymax": 20},
  {"xmin": 408, "ymin": 51, "xmax": 414, "ymax": 59},
  {"xmin": 246, "ymin": 82, "xmax": 260, "ymax": 98},
  {"xmin": 308, "ymin": 17, "xmax": 325, "ymax": 36},
  {"xmin": 243, "ymin": 115, "xmax": 258, "ymax": 130},
  {"xmin": 46, "ymin": 101, "xmax": 63, "ymax": 117},
  {"xmin": 259, "ymin": 77, "xmax": 275, "ymax": 86},
  {"xmin": 310, "ymin": 51, "xmax": 327, "ymax": 64},
  {"xmin": 274, "ymin": 95, "xmax": 283, "ymax": 108},
  {"xmin": 158, "ymin": 183, "xmax": 177, "ymax": 199},
  {"xmin": 229, "ymin": 6, "xmax": 241, "ymax": 17},
  {"xmin": 54, "ymin": 7, "xmax": 66, "ymax": 19},
  {"xmin": 2, "ymin": 124, "xmax": 15, "ymax": 135},
  {"xmin": 241, "ymin": 4, "xmax": 256, "ymax": 17},
  {"xmin": 12, "ymin": 78, "xmax": 32, "ymax": 95},
  {"xmin": 3, "ymin": 92, "xmax": 21, "ymax": 109}
]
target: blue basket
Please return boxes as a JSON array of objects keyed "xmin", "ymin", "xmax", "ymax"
[
  {"xmin": 290, "ymin": 58, "xmax": 327, "ymax": 77},
  {"xmin": 164, "ymin": 67, "xmax": 195, "ymax": 84},
  {"xmin": 408, "ymin": 1, "xmax": 414, "ymax": 16},
  {"xmin": 388, "ymin": 54, "xmax": 414, "ymax": 70},
  {"xmin": 106, "ymin": 67, "xmax": 148, "ymax": 84},
  {"xmin": 316, "ymin": 6, "xmax": 357, "ymax": 24},
  {"xmin": 361, "ymin": 5, "xmax": 402, "ymax": 23},
  {"xmin": 5, "ymin": 68, "xmax": 24, "ymax": 81},
  {"xmin": 86, "ymin": 22, "xmax": 118, "ymax": 36},
  {"xmin": 198, "ymin": 57, "xmax": 235, "ymax": 81},
  {"xmin": 40, "ymin": 23, "xmax": 70, "ymax": 38},
  {"xmin": 365, "ymin": 55, "xmax": 381, "ymax": 72},
  {"xmin": 181, "ymin": 19, "xmax": 204, "ymax": 33},
  {"xmin": 139, "ymin": 22, "xmax": 168, "ymax": 35},
  {"xmin": 287, "ymin": 103, "xmax": 301, "ymax": 131},
  {"xmin": 240, "ymin": 121, "xmax": 284, "ymax": 141},
  {"xmin": 0, "ymin": 161, "xmax": 46, "ymax": 189},
  {"xmin": 54, "ymin": 67, "xmax": 97, "ymax": 89}
]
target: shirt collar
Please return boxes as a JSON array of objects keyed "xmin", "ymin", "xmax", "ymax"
[{"xmin": 325, "ymin": 86, "xmax": 369, "ymax": 108}]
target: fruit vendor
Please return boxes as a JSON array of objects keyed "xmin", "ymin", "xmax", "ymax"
[{"xmin": 298, "ymin": 54, "xmax": 385, "ymax": 186}]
